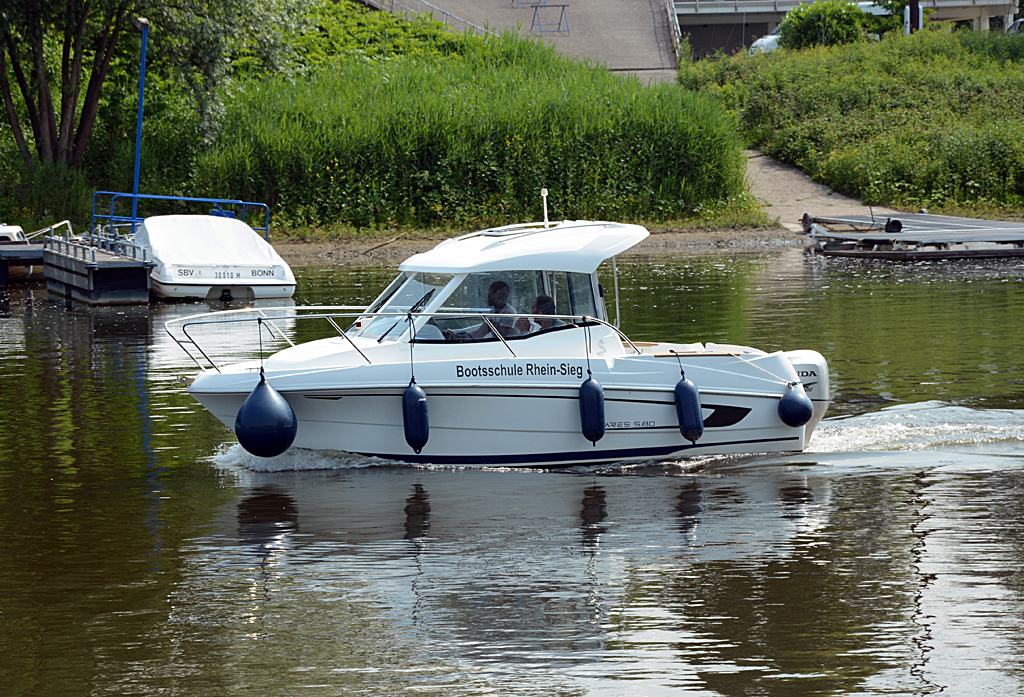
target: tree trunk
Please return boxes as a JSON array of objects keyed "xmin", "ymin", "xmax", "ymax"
[
  {"xmin": 1, "ymin": 1, "xmax": 127, "ymax": 170},
  {"xmin": 32, "ymin": 18, "xmax": 58, "ymax": 163},
  {"xmin": 2, "ymin": 31, "xmax": 44, "ymax": 164},
  {"xmin": 0, "ymin": 49, "xmax": 33, "ymax": 168},
  {"xmin": 70, "ymin": 5, "xmax": 128, "ymax": 169}
]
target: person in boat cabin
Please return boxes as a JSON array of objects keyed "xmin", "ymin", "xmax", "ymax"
[
  {"xmin": 516, "ymin": 294, "xmax": 566, "ymax": 335},
  {"xmin": 478, "ymin": 281, "xmax": 520, "ymax": 337},
  {"xmin": 444, "ymin": 280, "xmax": 521, "ymax": 340}
]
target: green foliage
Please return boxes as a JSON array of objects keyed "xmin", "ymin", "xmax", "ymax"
[
  {"xmin": 196, "ymin": 33, "xmax": 746, "ymax": 228},
  {"xmin": 280, "ymin": 0, "xmax": 464, "ymax": 71},
  {"xmin": 780, "ymin": 0, "xmax": 871, "ymax": 50},
  {"xmin": 0, "ymin": 162, "xmax": 93, "ymax": 231},
  {"xmin": 678, "ymin": 29, "xmax": 1024, "ymax": 212},
  {"xmin": 0, "ymin": 0, "xmax": 315, "ymax": 225},
  {"xmin": 1, "ymin": 0, "xmax": 745, "ymax": 229}
]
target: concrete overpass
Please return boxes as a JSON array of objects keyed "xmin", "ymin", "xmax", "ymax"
[
  {"xmin": 674, "ymin": 0, "xmax": 1020, "ymax": 57},
  {"xmin": 372, "ymin": 0, "xmax": 1019, "ymax": 76}
]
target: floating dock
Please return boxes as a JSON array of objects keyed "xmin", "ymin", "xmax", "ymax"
[
  {"xmin": 801, "ymin": 213, "xmax": 1024, "ymax": 260},
  {"xmin": 3, "ymin": 194, "xmax": 280, "ymax": 306},
  {"xmin": 2, "ymin": 220, "xmax": 153, "ymax": 304},
  {"xmin": 43, "ymin": 235, "xmax": 154, "ymax": 305}
]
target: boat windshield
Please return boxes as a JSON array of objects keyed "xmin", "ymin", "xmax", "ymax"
[
  {"xmin": 427, "ymin": 270, "xmax": 599, "ymax": 341},
  {"xmin": 356, "ymin": 271, "xmax": 454, "ymax": 339}
]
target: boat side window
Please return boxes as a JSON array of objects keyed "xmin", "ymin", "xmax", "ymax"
[
  {"xmin": 566, "ymin": 272, "xmax": 598, "ymax": 319},
  {"xmin": 544, "ymin": 272, "xmax": 572, "ymax": 317},
  {"xmin": 431, "ymin": 271, "xmax": 547, "ymax": 341},
  {"xmin": 357, "ymin": 272, "xmax": 453, "ymax": 339},
  {"xmin": 429, "ymin": 270, "xmax": 593, "ymax": 341}
]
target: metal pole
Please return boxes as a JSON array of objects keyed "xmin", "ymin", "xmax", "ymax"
[{"xmin": 132, "ymin": 18, "xmax": 150, "ymax": 235}]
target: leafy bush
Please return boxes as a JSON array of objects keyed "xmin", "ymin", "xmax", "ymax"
[
  {"xmin": 678, "ymin": 28, "xmax": 1024, "ymax": 212},
  {"xmin": 5, "ymin": 0, "xmax": 747, "ymax": 229},
  {"xmin": 780, "ymin": 1, "xmax": 871, "ymax": 50}
]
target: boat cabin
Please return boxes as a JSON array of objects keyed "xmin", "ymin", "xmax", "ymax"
[
  {"xmin": 0, "ymin": 224, "xmax": 27, "ymax": 244},
  {"xmin": 349, "ymin": 221, "xmax": 649, "ymax": 343}
]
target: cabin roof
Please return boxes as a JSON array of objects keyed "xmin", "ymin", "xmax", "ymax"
[{"xmin": 399, "ymin": 220, "xmax": 650, "ymax": 275}]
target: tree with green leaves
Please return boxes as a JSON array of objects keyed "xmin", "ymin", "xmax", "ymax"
[
  {"xmin": 0, "ymin": 1, "xmax": 132, "ymax": 169},
  {"xmin": 0, "ymin": 0, "xmax": 309, "ymax": 171},
  {"xmin": 780, "ymin": 0, "xmax": 871, "ymax": 50}
]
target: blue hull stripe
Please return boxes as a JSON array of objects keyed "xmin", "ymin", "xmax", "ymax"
[{"xmin": 354, "ymin": 436, "xmax": 801, "ymax": 466}]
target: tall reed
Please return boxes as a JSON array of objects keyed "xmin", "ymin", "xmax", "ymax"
[{"xmin": 196, "ymin": 34, "xmax": 746, "ymax": 228}]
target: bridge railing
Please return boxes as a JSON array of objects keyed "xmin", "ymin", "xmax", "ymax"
[
  {"xmin": 376, "ymin": 0, "xmax": 494, "ymax": 37},
  {"xmin": 673, "ymin": 0, "xmax": 1016, "ymax": 16}
]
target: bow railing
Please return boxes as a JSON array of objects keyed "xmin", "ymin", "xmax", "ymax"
[{"xmin": 165, "ymin": 306, "xmax": 643, "ymax": 373}]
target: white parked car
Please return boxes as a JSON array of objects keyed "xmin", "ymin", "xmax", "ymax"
[
  {"xmin": 749, "ymin": 25, "xmax": 781, "ymax": 55},
  {"xmin": 1008, "ymin": 18, "xmax": 1023, "ymax": 34}
]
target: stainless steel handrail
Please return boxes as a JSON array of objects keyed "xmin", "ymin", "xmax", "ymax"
[
  {"xmin": 378, "ymin": 0, "xmax": 493, "ymax": 37},
  {"xmin": 42, "ymin": 218, "xmax": 150, "ymax": 264},
  {"xmin": 165, "ymin": 306, "xmax": 636, "ymax": 372}
]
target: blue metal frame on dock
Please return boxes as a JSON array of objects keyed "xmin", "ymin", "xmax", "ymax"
[{"xmin": 91, "ymin": 192, "xmax": 271, "ymax": 240}]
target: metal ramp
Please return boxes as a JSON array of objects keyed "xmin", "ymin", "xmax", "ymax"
[{"xmin": 801, "ymin": 212, "xmax": 1024, "ymax": 259}]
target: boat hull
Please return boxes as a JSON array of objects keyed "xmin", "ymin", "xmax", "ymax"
[
  {"xmin": 188, "ymin": 347, "xmax": 829, "ymax": 467},
  {"xmin": 151, "ymin": 278, "xmax": 296, "ymax": 301}
]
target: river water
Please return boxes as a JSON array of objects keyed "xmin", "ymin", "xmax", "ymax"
[{"xmin": 2, "ymin": 245, "xmax": 1023, "ymax": 696}]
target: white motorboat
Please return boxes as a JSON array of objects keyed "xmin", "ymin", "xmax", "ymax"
[
  {"xmin": 0, "ymin": 222, "xmax": 44, "ymax": 281},
  {"xmin": 167, "ymin": 220, "xmax": 829, "ymax": 466},
  {"xmin": 134, "ymin": 214, "xmax": 296, "ymax": 301},
  {"xmin": 0, "ymin": 223, "xmax": 27, "ymax": 243}
]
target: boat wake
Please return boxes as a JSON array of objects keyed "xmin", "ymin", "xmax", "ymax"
[
  {"xmin": 809, "ymin": 401, "xmax": 1024, "ymax": 453},
  {"xmin": 210, "ymin": 443, "xmax": 393, "ymax": 472},
  {"xmin": 209, "ymin": 401, "xmax": 1024, "ymax": 472}
]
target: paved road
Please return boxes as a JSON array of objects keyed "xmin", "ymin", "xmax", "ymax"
[{"xmin": 417, "ymin": 0, "xmax": 679, "ymax": 83}]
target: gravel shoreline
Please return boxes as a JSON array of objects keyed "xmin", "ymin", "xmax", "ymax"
[
  {"xmin": 263, "ymin": 150, "xmax": 901, "ymax": 267},
  {"xmin": 271, "ymin": 226, "xmax": 806, "ymax": 266}
]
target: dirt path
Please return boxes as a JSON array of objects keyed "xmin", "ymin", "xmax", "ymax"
[
  {"xmin": 272, "ymin": 151, "xmax": 886, "ymax": 265},
  {"xmin": 744, "ymin": 150, "xmax": 899, "ymax": 231}
]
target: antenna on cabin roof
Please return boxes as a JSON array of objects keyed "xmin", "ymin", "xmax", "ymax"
[{"xmin": 541, "ymin": 189, "xmax": 549, "ymax": 228}]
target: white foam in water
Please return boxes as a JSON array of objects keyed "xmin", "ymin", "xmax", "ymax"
[
  {"xmin": 208, "ymin": 401, "xmax": 1024, "ymax": 471},
  {"xmin": 808, "ymin": 400, "xmax": 1024, "ymax": 453},
  {"xmin": 210, "ymin": 442, "xmax": 393, "ymax": 472}
]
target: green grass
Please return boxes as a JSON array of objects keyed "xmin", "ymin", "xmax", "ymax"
[
  {"xmin": 196, "ymin": 33, "xmax": 747, "ymax": 230},
  {"xmin": 1, "ymin": 0, "xmax": 750, "ymax": 233},
  {"xmin": 679, "ymin": 27, "xmax": 1024, "ymax": 215}
]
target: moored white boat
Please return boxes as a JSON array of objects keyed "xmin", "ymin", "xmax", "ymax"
[
  {"xmin": 0, "ymin": 223, "xmax": 27, "ymax": 244},
  {"xmin": 167, "ymin": 220, "xmax": 829, "ymax": 466},
  {"xmin": 135, "ymin": 214, "xmax": 296, "ymax": 301},
  {"xmin": 0, "ymin": 222, "xmax": 44, "ymax": 280}
]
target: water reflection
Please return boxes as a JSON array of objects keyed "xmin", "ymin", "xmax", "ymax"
[
  {"xmin": 236, "ymin": 486, "xmax": 299, "ymax": 616},
  {"xmin": 579, "ymin": 484, "xmax": 607, "ymax": 549},
  {"xmin": 404, "ymin": 483, "xmax": 431, "ymax": 540},
  {"xmin": 237, "ymin": 486, "xmax": 299, "ymax": 550},
  {"xmin": 4, "ymin": 252, "xmax": 1024, "ymax": 695},
  {"xmin": 778, "ymin": 480, "xmax": 813, "ymax": 520},
  {"xmin": 676, "ymin": 479, "xmax": 703, "ymax": 535}
]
